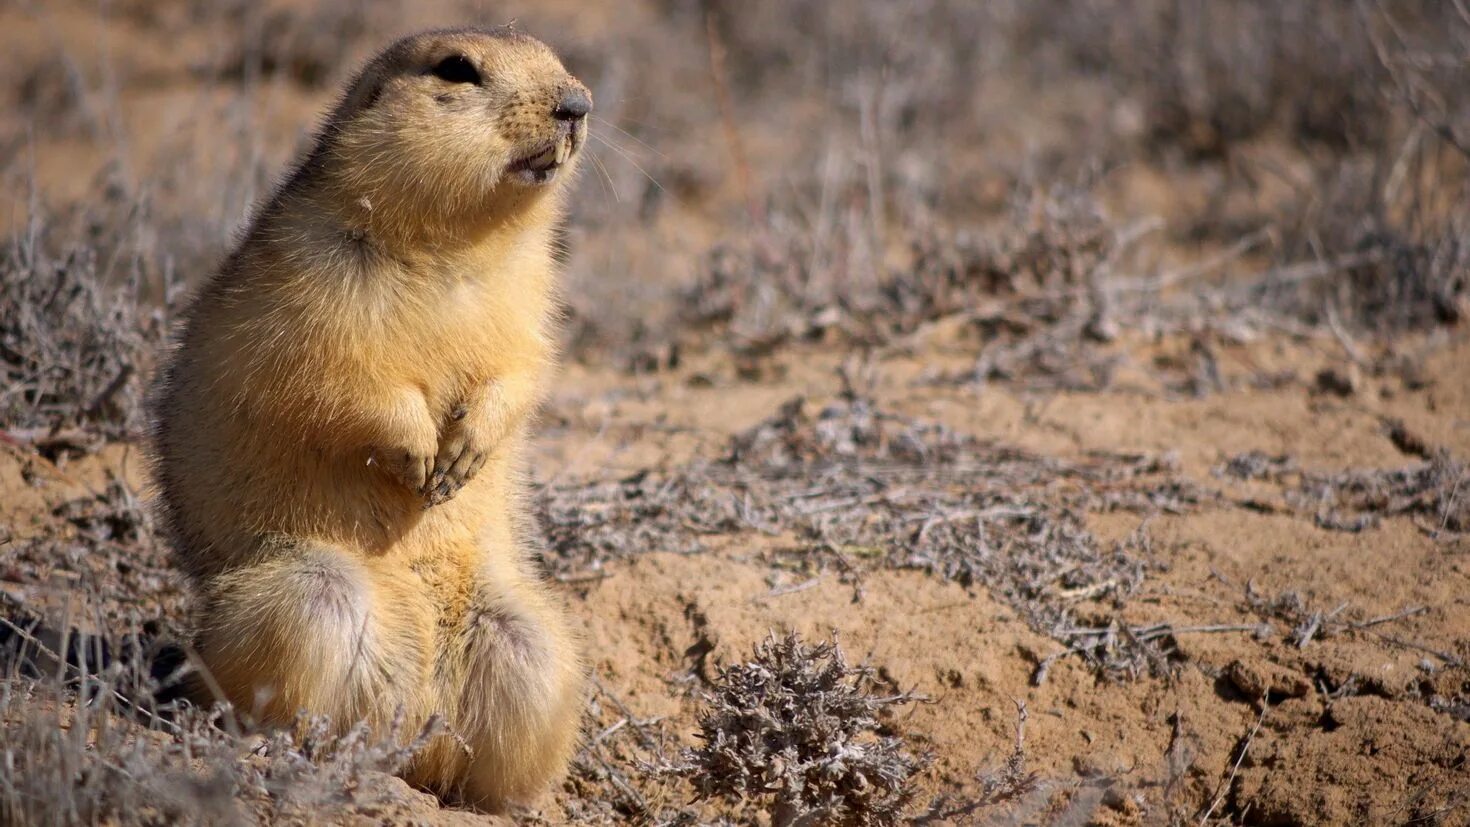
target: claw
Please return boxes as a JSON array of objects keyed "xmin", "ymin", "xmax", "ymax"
[{"xmin": 420, "ymin": 405, "xmax": 493, "ymax": 508}]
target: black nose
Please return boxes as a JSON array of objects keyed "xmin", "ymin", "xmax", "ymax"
[{"xmin": 553, "ymin": 88, "xmax": 592, "ymax": 121}]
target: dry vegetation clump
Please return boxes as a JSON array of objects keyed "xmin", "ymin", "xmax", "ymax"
[
  {"xmin": 574, "ymin": 0, "xmax": 1470, "ymax": 378},
  {"xmin": 1264, "ymin": 156, "xmax": 1470, "ymax": 332},
  {"xmin": 564, "ymin": 0, "xmax": 1047, "ymax": 370},
  {"xmin": 677, "ymin": 183, "xmax": 1134, "ymax": 392},
  {"xmin": 537, "ymin": 463, "xmax": 750, "ymax": 571},
  {"xmin": 0, "ymin": 677, "xmax": 237, "ymax": 827},
  {"xmin": 549, "ymin": 640, "xmax": 1042, "ymax": 826},
  {"xmin": 542, "ymin": 393, "xmax": 1202, "ymax": 678},
  {"xmin": 1131, "ymin": 1, "xmax": 1389, "ymax": 155},
  {"xmin": 667, "ymin": 632, "xmax": 929, "ymax": 827},
  {"xmin": 1081, "ymin": 0, "xmax": 1470, "ymax": 334},
  {"xmin": 1217, "ymin": 449, "xmax": 1470, "ymax": 536},
  {"xmin": 691, "ymin": 185, "xmax": 1112, "ymax": 343},
  {"xmin": 1294, "ymin": 454, "xmax": 1469, "ymax": 535},
  {"xmin": 0, "ymin": 213, "xmax": 169, "ymax": 444},
  {"xmin": 544, "ymin": 635, "xmax": 940, "ymax": 826}
]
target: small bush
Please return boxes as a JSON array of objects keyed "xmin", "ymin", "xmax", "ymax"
[{"xmin": 670, "ymin": 632, "xmax": 928, "ymax": 826}]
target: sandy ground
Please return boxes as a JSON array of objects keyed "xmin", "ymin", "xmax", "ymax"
[
  {"xmin": 4, "ymin": 333, "xmax": 1467, "ymax": 824},
  {"xmin": 2, "ymin": 1, "xmax": 1469, "ymax": 825}
]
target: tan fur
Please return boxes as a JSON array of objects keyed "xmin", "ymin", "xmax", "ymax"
[{"xmin": 149, "ymin": 27, "xmax": 590, "ymax": 811}]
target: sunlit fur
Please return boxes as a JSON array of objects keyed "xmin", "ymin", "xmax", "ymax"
[{"xmin": 149, "ymin": 27, "xmax": 589, "ymax": 811}]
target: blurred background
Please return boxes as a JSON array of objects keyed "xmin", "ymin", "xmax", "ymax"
[
  {"xmin": 3, "ymin": 0, "xmax": 1465, "ymax": 408},
  {"xmin": 1, "ymin": 1, "xmax": 1468, "ymax": 825}
]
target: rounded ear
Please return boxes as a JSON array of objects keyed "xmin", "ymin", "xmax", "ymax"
[
  {"xmin": 333, "ymin": 44, "xmax": 411, "ymax": 121},
  {"xmin": 354, "ymin": 80, "xmax": 385, "ymax": 113},
  {"xmin": 338, "ymin": 68, "xmax": 387, "ymax": 117}
]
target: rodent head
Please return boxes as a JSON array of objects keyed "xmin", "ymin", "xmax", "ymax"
[{"xmin": 315, "ymin": 28, "xmax": 591, "ymax": 240}]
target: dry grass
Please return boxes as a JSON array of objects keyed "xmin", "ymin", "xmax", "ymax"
[
  {"xmin": 0, "ymin": 208, "xmax": 168, "ymax": 443},
  {"xmin": 542, "ymin": 392, "xmax": 1201, "ymax": 680},
  {"xmin": 1217, "ymin": 448, "xmax": 1470, "ymax": 536},
  {"xmin": 0, "ymin": 665, "xmax": 445, "ymax": 826},
  {"xmin": 677, "ymin": 184, "xmax": 1119, "ymax": 383}
]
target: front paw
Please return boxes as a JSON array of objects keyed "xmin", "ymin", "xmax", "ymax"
[
  {"xmin": 425, "ymin": 416, "xmax": 490, "ymax": 507},
  {"xmin": 370, "ymin": 445, "xmax": 435, "ymax": 494}
]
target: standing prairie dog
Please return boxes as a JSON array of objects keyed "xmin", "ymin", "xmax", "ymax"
[{"xmin": 150, "ymin": 27, "xmax": 591, "ymax": 811}]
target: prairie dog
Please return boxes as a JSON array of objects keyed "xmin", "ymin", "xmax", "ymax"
[{"xmin": 150, "ymin": 27, "xmax": 591, "ymax": 810}]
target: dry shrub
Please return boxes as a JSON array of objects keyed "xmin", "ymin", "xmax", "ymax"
[
  {"xmin": 1034, "ymin": 0, "xmax": 1470, "ymax": 334},
  {"xmin": 677, "ymin": 184, "xmax": 1126, "ymax": 391},
  {"xmin": 0, "ymin": 212, "xmax": 167, "ymax": 440},
  {"xmin": 590, "ymin": 0, "xmax": 1468, "ymax": 370},
  {"xmin": 0, "ymin": 153, "xmax": 226, "ymax": 449},
  {"xmin": 1257, "ymin": 2, "xmax": 1470, "ymax": 331},
  {"xmin": 0, "ymin": 678, "xmax": 238, "ymax": 826},
  {"xmin": 1134, "ymin": 0, "xmax": 1391, "ymax": 155},
  {"xmin": 1265, "ymin": 152, "xmax": 1470, "ymax": 332},
  {"xmin": 670, "ymin": 632, "xmax": 928, "ymax": 827}
]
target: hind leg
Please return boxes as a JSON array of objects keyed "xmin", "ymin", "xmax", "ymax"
[
  {"xmin": 193, "ymin": 541, "xmax": 429, "ymax": 729},
  {"xmin": 414, "ymin": 567, "xmax": 583, "ymax": 812}
]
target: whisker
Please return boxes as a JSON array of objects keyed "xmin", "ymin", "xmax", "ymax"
[
  {"xmin": 592, "ymin": 133, "xmax": 665, "ymax": 193},
  {"xmin": 591, "ymin": 116, "xmax": 667, "ymax": 160},
  {"xmin": 589, "ymin": 149, "xmax": 621, "ymax": 203},
  {"xmin": 587, "ymin": 129, "xmax": 638, "ymax": 161}
]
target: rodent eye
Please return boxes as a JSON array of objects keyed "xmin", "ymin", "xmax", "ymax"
[{"xmin": 430, "ymin": 55, "xmax": 481, "ymax": 85}]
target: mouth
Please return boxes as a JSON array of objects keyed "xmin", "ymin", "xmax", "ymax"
[{"xmin": 509, "ymin": 134, "xmax": 578, "ymax": 185}]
